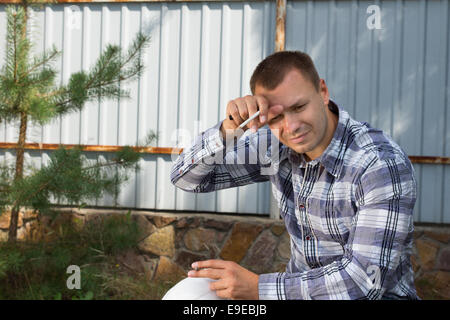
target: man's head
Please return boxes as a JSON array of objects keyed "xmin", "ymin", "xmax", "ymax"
[
  {"xmin": 250, "ymin": 51, "xmax": 337, "ymax": 161},
  {"xmin": 250, "ymin": 51, "xmax": 321, "ymax": 95}
]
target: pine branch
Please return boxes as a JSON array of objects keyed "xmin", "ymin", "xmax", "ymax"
[
  {"xmin": 19, "ymin": 46, "xmax": 60, "ymax": 80},
  {"xmin": 53, "ymin": 32, "xmax": 150, "ymax": 115},
  {"xmin": 84, "ymin": 45, "xmax": 120, "ymax": 92},
  {"xmin": 9, "ymin": 146, "xmax": 141, "ymax": 211},
  {"xmin": 52, "ymin": 45, "xmax": 120, "ymax": 112},
  {"xmin": 9, "ymin": 147, "xmax": 67, "ymax": 210},
  {"xmin": 6, "ymin": 6, "xmax": 30, "ymax": 84}
]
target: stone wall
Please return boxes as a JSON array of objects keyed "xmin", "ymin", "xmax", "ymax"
[
  {"xmin": 0, "ymin": 208, "xmax": 449, "ymax": 299},
  {"xmin": 0, "ymin": 208, "xmax": 290, "ymax": 284},
  {"xmin": 411, "ymin": 225, "xmax": 450, "ymax": 299}
]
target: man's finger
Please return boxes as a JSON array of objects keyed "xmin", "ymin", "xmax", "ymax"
[
  {"xmin": 235, "ymin": 98, "xmax": 250, "ymax": 124},
  {"xmin": 192, "ymin": 259, "xmax": 228, "ymax": 270},
  {"xmin": 244, "ymin": 95, "xmax": 259, "ymax": 131},
  {"xmin": 188, "ymin": 267, "xmax": 223, "ymax": 280},
  {"xmin": 209, "ymin": 279, "xmax": 227, "ymax": 291},
  {"xmin": 255, "ymin": 95, "xmax": 269, "ymax": 125},
  {"xmin": 215, "ymin": 288, "xmax": 231, "ymax": 299},
  {"xmin": 227, "ymin": 102, "xmax": 244, "ymax": 127}
]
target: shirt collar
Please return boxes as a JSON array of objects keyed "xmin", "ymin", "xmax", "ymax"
[{"xmin": 286, "ymin": 100, "xmax": 349, "ymax": 179}]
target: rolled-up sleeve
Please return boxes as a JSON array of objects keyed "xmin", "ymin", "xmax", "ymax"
[{"xmin": 259, "ymin": 156, "xmax": 417, "ymax": 300}]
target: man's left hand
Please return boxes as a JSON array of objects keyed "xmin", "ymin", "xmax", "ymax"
[{"xmin": 188, "ymin": 259, "xmax": 259, "ymax": 300}]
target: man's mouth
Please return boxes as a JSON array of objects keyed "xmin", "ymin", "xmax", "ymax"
[{"xmin": 289, "ymin": 131, "xmax": 309, "ymax": 144}]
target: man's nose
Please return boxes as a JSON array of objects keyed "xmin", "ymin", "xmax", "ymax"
[{"xmin": 283, "ymin": 112, "xmax": 300, "ymax": 134}]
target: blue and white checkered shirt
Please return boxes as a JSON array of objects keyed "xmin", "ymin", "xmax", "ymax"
[{"xmin": 171, "ymin": 101, "xmax": 418, "ymax": 300}]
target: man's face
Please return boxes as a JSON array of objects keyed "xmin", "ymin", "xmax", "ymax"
[{"xmin": 254, "ymin": 69, "xmax": 335, "ymax": 161}]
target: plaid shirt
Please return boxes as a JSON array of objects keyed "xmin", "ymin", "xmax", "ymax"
[{"xmin": 171, "ymin": 101, "xmax": 418, "ymax": 300}]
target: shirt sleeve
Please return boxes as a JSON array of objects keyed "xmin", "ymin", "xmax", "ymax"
[
  {"xmin": 258, "ymin": 155, "xmax": 417, "ymax": 300},
  {"xmin": 170, "ymin": 121, "xmax": 273, "ymax": 193}
]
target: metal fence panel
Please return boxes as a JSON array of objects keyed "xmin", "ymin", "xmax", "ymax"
[{"xmin": 0, "ymin": 1, "xmax": 275, "ymax": 215}]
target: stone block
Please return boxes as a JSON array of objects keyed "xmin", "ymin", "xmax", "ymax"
[
  {"xmin": 154, "ymin": 256, "xmax": 186, "ymax": 283},
  {"xmin": 204, "ymin": 219, "xmax": 233, "ymax": 231},
  {"xmin": 22, "ymin": 209, "xmax": 38, "ymax": 220},
  {"xmin": 244, "ymin": 230, "xmax": 278, "ymax": 273},
  {"xmin": 190, "ymin": 217, "xmax": 202, "ymax": 228},
  {"xmin": 116, "ymin": 249, "xmax": 148, "ymax": 274},
  {"xmin": 133, "ymin": 214, "xmax": 156, "ymax": 238},
  {"xmin": 175, "ymin": 218, "xmax": 189, "ymax": 229},
  {"xmin": 415, "ymin": 238, "xmax": 439, "ymax": 271},
  {"xmin": 141, "ymin": 257, "xmax": 159, "ymax": 281},
  {"xmin": 433, "ymin": 271, "xmax": 450, "ymax": 298},
  {"xmin": 138, "ymin": 225, "xmax": 175, "ymax": 257},
  {"xmin": 437, "ymin": 247, "xmax": 450, "ymax": 271},
  {"xmin": 220, "ymin": 222, "xmax": 263, "ymax": 263},
  {"xmin": 17, "ymin": 222, "xmax": 33, "ymax": 241},
  {"xmin": 273, "ymin": 261, "xmax": 287, "ymax": 273},
  {"xmin": 411, "ymin": 254, "xmax": 420, "ymax": 274},
  {"xmin": 152, "ymin": 216, "xmax": 177, "ymax": 228},
  {"xmin": 277, "ymin": 232, "xmax": 291, "ymax": 260},
  {"xmin": 415, "ymin": 271, "xmax": 450, "ymax": 300},
  {"xmin": 116, "ymin": 251, "xmax": 157, "ymax": 279},
  {"xmin": 183, "ymin": 227, "xmax": 220, "ymax": 252},
  {"xmin": 0, "ymin": 211, "xmax": 22, "ymax": 229},
  {"xmin": 0, "ymin": 209, "xmax": 37, "ymax": 230},
  {"xmin": 424, "ymin": 231, "xmax": 450, "ymax": 244},
  {"xmin": 270, "ymin": 224, "xmax": 285, "ymax": 236},
  {"xmin": 175, "ymin": 250, "xmax": 208, "ymax": 271},
  {"xmin": 413, "ymin": 230, "xmax": 423, "ymax": 239},
  {"xmin": 0, "ymin": 230, "xmax": 8, "ymax": 242},
  {"xmin": 207, "ymin": 243, "xmax": 221, "ymax": 260}
]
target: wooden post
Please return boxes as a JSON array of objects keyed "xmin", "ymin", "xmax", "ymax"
[
  {"xmin": 275, "ymin": 0, "xmax": 287, "ymax": 52},
  {"xmin": 270, "ymin": 0, "xmax": 287, "ymax": 220}
]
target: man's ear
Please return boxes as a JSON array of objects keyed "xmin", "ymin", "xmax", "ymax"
[{"xmin": 319, "ymin": 79, "xmax": 330, "ymax": 106}]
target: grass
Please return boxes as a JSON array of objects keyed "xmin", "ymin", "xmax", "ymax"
[{"xmin": 0, "ymin": 212, "xmax": 176, "ymax": 300}]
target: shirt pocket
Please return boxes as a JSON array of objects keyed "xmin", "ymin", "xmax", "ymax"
[{"xmin": 307, "ymin": 193, "xmax": 354, "ymax": 245}]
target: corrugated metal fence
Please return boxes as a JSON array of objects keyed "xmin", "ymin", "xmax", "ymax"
[{"xmin": 0, "ymin": 0, "xmax": 449, "ymax": 223}]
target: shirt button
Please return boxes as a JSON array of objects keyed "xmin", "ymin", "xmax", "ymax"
[
  {"xmin": 305, "ymin": 235, "xmax": 311, "ymax": 241},
  {"xmin": 299, "ymin": 204, "xmax": 305, "ymax": 209}
]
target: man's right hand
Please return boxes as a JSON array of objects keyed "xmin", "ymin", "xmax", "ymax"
[{"xmin": 221, "ymin": 95, "xmax": 283, "ymax": 137}]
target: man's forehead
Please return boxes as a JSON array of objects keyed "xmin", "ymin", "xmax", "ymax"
[
  {"xmin": 255, "ymin": 86, "xmax": 307, "ymax": 108},
  {"xmin": 254, "ymin": 69, "xmax": 312, "ymax": 106}
]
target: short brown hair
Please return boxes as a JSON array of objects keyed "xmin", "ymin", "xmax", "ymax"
[{"xmin": 250, "ymin": 51, "xmax": 321, "ymax": 94}]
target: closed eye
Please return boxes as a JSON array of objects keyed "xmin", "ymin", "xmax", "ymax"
[
  {"xmin": 268, "ymin": 114, "xmax": 282, "ymax": 124},
  {"xmin": 292, "ymin": 104, "xmax": 306, "ymax": 111},
  {"xmin": 269, "ymin": 103, "xmax": 307, "ymax": 125}
]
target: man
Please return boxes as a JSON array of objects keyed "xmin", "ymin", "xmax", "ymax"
[{"xmin": 170, "ymin": 51, "xmax": 418, "ymax": 300}]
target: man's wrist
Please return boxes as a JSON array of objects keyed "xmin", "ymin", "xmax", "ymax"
[
  {"xmin": 220, "ymin": 120, "xmax": 245, "ymax": 145},
  {"xmin": 220, "ymin": 119, "xmax": 238, "ymax": 136}
]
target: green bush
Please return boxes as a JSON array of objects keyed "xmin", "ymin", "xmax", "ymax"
[{"xmin": 0, "ymin": 212, "xmax": 171, "ymax": 300}]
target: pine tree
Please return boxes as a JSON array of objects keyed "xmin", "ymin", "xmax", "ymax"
[{"xmin": 0, "ymin": 0, "xmax": 153, "ymax": 242}]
